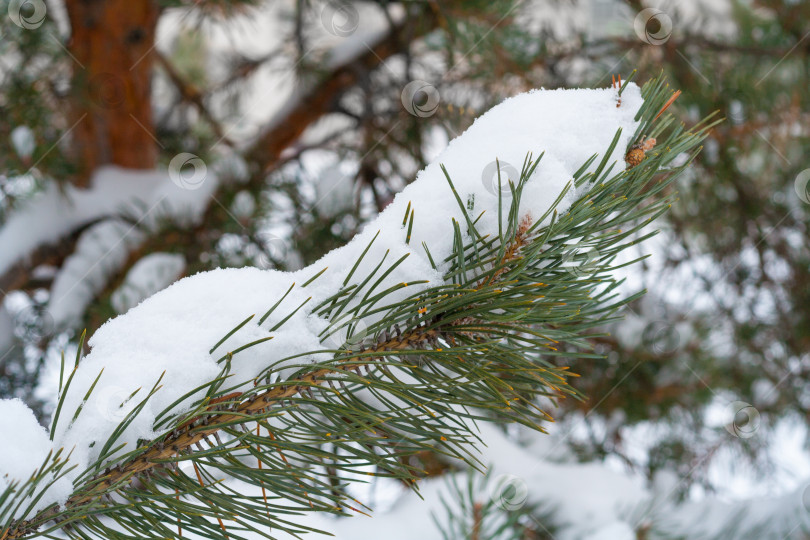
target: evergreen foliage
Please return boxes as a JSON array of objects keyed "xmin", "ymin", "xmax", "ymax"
[{"xmin": 0, "ymin": 75, "xmax": 712, "ymax": 540}]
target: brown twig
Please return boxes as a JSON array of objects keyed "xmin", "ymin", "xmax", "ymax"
[
  {"xmin": 479, "ymin": 214, "xmax": 533, "ymax": 289},
  {"xmin": 471, "ymin": 502, "xmax": 483, "ymax": 540},
  {"xmin": 242, "ymin": 13, "xmax": 438, "ymax": 176}
]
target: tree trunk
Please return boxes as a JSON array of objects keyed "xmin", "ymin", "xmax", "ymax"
[{"xmin": 65, "ymin": 0, "xmax": 160, "ymax": 186}]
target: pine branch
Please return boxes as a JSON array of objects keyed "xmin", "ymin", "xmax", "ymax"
[
  {"xmin": 2, "ymin": 298, "xmax": 509, "ymax": 538},
  {"xmin": 433, "ymin": 469, "xmax": 555, "ymax": 540},
  {"xmin": 1, "ymin": 75, "xmax": 717, "ymax": 540}
]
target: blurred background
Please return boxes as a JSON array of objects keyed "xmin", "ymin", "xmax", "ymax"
[{"xmin": 1, "ymin": 0, "xmax": 809, "ymax": 537}]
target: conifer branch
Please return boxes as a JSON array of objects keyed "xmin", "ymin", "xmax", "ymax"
[{"xmin": 0, "ymin": 74, "xmax": 718, "ymax": 540}]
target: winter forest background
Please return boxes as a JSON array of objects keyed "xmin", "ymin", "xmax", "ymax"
[{"xmin": 1, "ymin": 0, "xmax": 809, "ymax": 538}]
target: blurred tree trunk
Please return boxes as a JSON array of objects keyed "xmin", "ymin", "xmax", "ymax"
[{"xmin": 65, "ymin": 0, "xmax": 160, "ymax": 186}]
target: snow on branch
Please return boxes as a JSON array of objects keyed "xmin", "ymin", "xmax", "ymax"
[
  {"xmin": 0, "ymin": 78, "xmax": 713, "ymax": 539},
  {"xmin": 0, "ymin": 167, "xmax": 218, "ymax": 323}
]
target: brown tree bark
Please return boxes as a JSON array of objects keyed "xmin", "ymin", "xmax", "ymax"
[{"xmin": 65, "ymin": 0, "xmax": 160, "ymax": 186}]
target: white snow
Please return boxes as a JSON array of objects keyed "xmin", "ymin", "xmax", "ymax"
[
  {"xmin": 48, "ymin": 220, "xmax": 146, "ymax": 328},
  {"xmin": 0, "ymin": 166, "xmax": 217, "ymax": 290},
  {"xmin": 313, "ymin": 158, "xmax": 357, "ymax": 218},
  {"xmin": 110, "ymin": 253, "xmax": 186, "ymax": 314},
  {"xmin": 229, "ymin": 190, "xmax": 256, "ymax": 219},
  {"xmin": 0, "ymin": 399, "xmax": 52, "ymax": 511},
  {"xmin": 2, "ymin": 77, "xmax": 806, "ymax": 540},
  {"xmin": 1, "ymin": 83, "xmax": 645, "ymax": 521},
  {"xmin": 10, "ymin": 126, "xmax": 35, "ymax": 161},
  {"xmin": 0, "ymin": 166, "xmax": 218, "ymax": 331},
  {"xmin": 200, "ymin": 423, "xmax": 650, "ymax": 540},
  {"xmin": 166, "ymin": 421, "xmax": 810, "ymax": 540},
  {"xmin": 581, "ymin": 521, "xmax": 636, "ymax": 540},
  {"xmin": 0, "ymin": 304, "xmax": 14, "ymax": 353},
  {"xmin": 323, "ymin": 5, "xmax": 401, "ymax": 70}
]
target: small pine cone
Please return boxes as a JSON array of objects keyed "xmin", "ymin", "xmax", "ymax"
[{"xmin": 625, "ymin": 147, "xmax": 646, "ymax": 169}]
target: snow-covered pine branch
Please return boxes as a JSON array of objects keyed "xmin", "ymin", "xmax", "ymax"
[
  {"xmin": 0, "ymin": 167, "xmax": 222, "ymax": 329},
  {"xmin": 0, "ymin": 76, "xmax": 711, "ymax": 540}
]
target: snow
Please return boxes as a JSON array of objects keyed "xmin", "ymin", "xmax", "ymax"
[
  {"xmin": 110, "ymin": 253, "xmax": 186, "ymax": 314},
  {"xmin": 313, "ymin": 158, "xmax": 357, "ymax": 218},
  {"xmin": 166, "ymin": 421, "xmax": 810, "ymax": 540},
  {"xmin": 1, "ymin": 83, "xmax": 645, "ymax": 521},
  {"xmin": 10, "ymin": 126, "xmax": 35, "ymax": 161},
  {"xmin": 582, "ymin": 521, "xmax": 636, "ymax": 540},
  {"xmin": 0, "ymin": 166, "xmax": 218, "ymax": 332},
  {"xmin": 48, "ymin": 220, "xmax": 146, "ymax": 328},
  {"xmin": 473, "ymin": 424, "xmax": 647, "ymax": 538},
  {"xmin": 0, "ymin": 399, "xmax": 52, "ymax": 509},
  {"xmin": 202, "ymin": 423, "xmax": 650, "ymax": 540},
  {"xmin": 0, "ymin": 166, "xmax": 217, "ymax": 291},
  {"xmin": 156, "ymin": 1, "xmax": 396, "ymax": 148},
  {"xmin": 661, "ymin": 487, "xmax": 810, "ymax": 538},
  {"xmin": 0, "ymin": 399, "xmax": 75, "ymax": 522},
  {"xmin": 229, "ymin": 190, "xmax": 256, "ymax": 219},
  {"xmin": 211, "ymin": 153, "xmax": 250, "ymax": 184},
  {"xmin": 0, "ymin": 304, "xmax": 14, "ymax": 353},
  {"xmin": 323, "ymin": 5, "xmax": 401, "ymax": 69},
  {"xmin": 3, "ymin": 76, "xmax": 806, "ymax": 540}
]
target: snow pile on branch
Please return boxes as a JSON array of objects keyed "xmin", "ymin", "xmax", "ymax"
[
  {"xmin": 0, "ymin": 168, "xmax": 215, "ymax": 279},
  {"xmin": 110, "ymin": 253, "xmax": 187, "ymax": 314},
  {"xmin": 47, "ymin": 220, "xmax": 146, "ymax": 327},
  {"xmin": 0, "ymin": 167, "xmax": 218, "ymax": 329},
  {"xmin": 0, "ymin": 400, "xmax": 52, "ymax": 501},
  {"xmin": 0, "ymin": 83, "xmax": 644, "ymax": 516}
]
